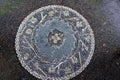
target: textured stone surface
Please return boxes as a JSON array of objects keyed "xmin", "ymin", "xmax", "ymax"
[{"xmin": 0, "ymin": 0, "xmax": 120, "ymax": 80}]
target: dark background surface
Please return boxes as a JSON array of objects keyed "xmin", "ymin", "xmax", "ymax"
[{"xmin": 0, "ymin": 0, "xmax": 120, "ymax": 80}]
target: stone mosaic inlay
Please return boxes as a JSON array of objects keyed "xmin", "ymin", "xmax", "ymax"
[{"xmin": 15, "ymin": 5, "xmax": 95, "ymax": 80}]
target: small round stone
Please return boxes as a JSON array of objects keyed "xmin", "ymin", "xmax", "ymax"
[
  {"xmin": 25, "ymin": 29, "xmax": 32, "ymax": 34},
  {"xmin": 24, "ymin": 53, "xmax": 29, "ymax": 60},
  {"xmin": 33, "ymin": 62, "xmax": 39, "ymax": 69}
]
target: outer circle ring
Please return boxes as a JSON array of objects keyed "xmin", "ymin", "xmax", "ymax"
[{"xmin": 15, "ymin": 5, "xmax": 95, "ymax": 80}]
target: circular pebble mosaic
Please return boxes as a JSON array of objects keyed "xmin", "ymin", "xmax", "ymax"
[{"xmin": 15, "ymin": 5, "xmax": 95, "ymax": 80}]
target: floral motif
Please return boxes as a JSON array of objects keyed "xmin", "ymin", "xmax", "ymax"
[
  {"xmin": 48, "ymin": 29, "xmax": 64, "ymax": 46},
  {"xmin": 71, "ymin": 56, "xmax": 78, "ymax": 64},
  {"xmin": 48, "ymin": 65, "xmax": 55, "ymax": 73},
  {"xmin": 30, "ymin": 17, "xmax": 38, "ymax": 24},
  {"xmin": 63, "ymin": 10, "xmax": 69, "ymax": 16},
  {"xmin": 51, "ymin": 33, "xmax": 61, "ymax": 44},
  {"xmin": 48, "ymin": 11, "xmax": 54, "ymax": 16},
  {"xmin": 76, "ymin": 21, "xmax": 83, "ymax": 27},
  {"xmin": 33, "ymin": 62, "xmax": 39, "ymax": 69},
  {"xmin": 64, "ymin": 67, "xmax": 71, "ymax": 74}
]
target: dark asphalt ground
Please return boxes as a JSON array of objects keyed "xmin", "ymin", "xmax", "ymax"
[{"xmin": 0, "ymin": 0, "xmax": 120, "ymax": 80}]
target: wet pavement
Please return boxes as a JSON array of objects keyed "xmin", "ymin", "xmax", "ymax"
[{"xmin": 0, "ymin": 0, "xmax": 120, "ymax": 80}]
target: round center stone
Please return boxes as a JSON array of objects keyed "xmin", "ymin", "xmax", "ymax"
[{"xmin": 34, "ymin": 19, "xmax": 76, "ymax": 63}]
